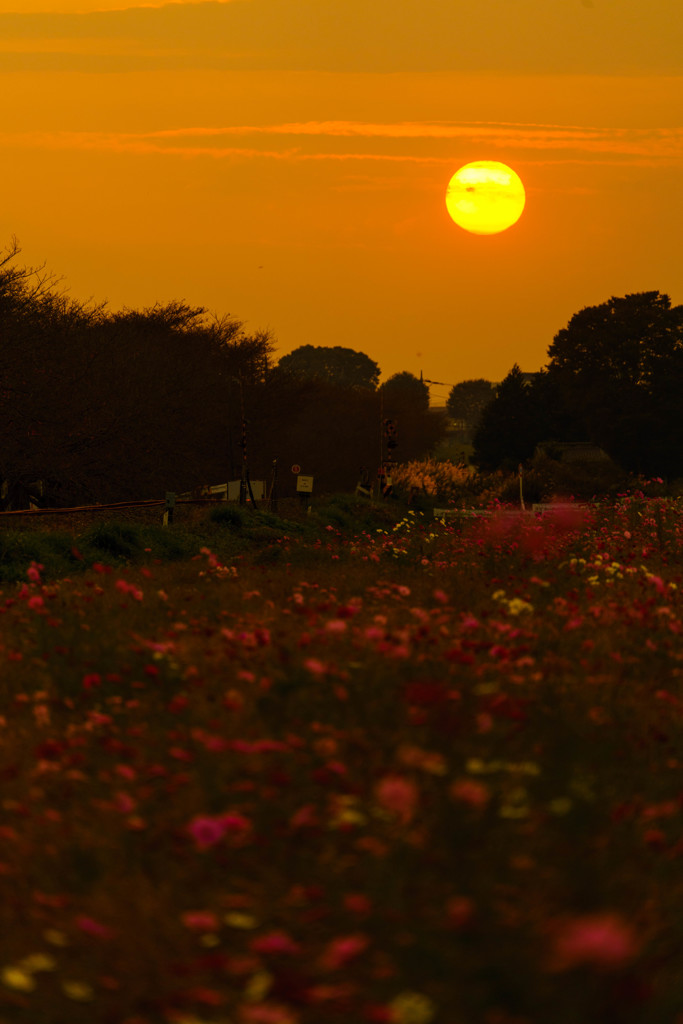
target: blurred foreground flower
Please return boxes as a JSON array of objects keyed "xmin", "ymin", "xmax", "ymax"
[
  {"xmin": 318, "ymin": 933, "xmax": 369, "ymax": 970},
  {"xmin": 187, "ymin": 812, "xmax": 250, "ymax": 849},
  {"xmin": 549, "ymin": 911, "xmax": 639, "ymax": 971},
  {"xmin": 374, "ymin": 774, "xmax": 419, "ymax": 824},
  {"xmin": 389, "ymin": 990, "xmax": 436, "ymax": 1023},
  {"xmin": 1, "ymin": 965, "xmax": 36, "ymax": 992},
  {"xmin": 61, "ymin": 979, "xmax": 95, "ymax": 1001},
  {"xmin": 239, "ymin": 1001, "xmax": 299, "ymax": 1022}
]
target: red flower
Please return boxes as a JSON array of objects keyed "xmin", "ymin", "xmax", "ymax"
[
  {"xmin": 250, "ymin": 930, "xmax": 301, "ymax": 955},
  {"xmin": 549, "ymin": 912, "xmax": 640, "ymax": 971}
]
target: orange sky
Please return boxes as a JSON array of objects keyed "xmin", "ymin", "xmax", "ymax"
[{"xmin": 1, "ymin": 0, "xmax": 682, "ymax": 400}]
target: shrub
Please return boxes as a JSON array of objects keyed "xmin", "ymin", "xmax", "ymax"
[
  {"xmin": 209, "ymin": 504, "xmax": 247, "ymax": 529},
  {"xmin": 87, "ymin": 521, "xmax": 144, "ymax": 560}
]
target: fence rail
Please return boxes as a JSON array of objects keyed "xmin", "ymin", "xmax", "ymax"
[
  {"xmin": 433, "ymin": 503, "xmax": 593, "ymax": 520},
  {"xmin": 0, "ymin": 497, "xmax": 227, "ymax": 518}
]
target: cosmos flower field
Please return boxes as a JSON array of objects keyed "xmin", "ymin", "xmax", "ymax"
[{"xmin": 1, "ymin": 496, "xmax": 683, "ymax": 1024}]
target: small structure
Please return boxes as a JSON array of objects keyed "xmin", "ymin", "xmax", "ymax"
[{"xmin": 536, "ymin": 441, "xmax": 613, "ymax": 464}]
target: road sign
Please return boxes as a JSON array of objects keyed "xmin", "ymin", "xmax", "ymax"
[
  {"xmin": 291, "ymin": 464, "xmax": 301, "ymax": 474},
  {"xmin": 296, "ymin": 475, "xmax": 314, "ymax": 493}
]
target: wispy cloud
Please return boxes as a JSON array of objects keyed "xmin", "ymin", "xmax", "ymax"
[
  {"xmin": 1, "ymin": 0, "xmax": 681, "ymax": 76},
  {"xmin": 0, "ymin": 120, "xmax": 681, "ymax": 166},
  {"xmin": 134, "ymin": 120, "xmax": 683, "ymax": 158},
  {"xmin": 0, "ymin": 1, "xmax": 240, "ymax": 13}
]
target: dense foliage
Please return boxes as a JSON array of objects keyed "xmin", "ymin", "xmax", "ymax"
[
  {"xmin": 445, "ymin": 378, "xmax": 496, "ymax": 441},
  {"xmin": 0, "ymin": 242, "xmax": 445, "ymax": 507},
  {"xmin": 472, "ymin": 292, "xmax": 683, "ymax": 478},
  {"xmin": 275, "ymin": 345, "xmax": 381, "ymax": 391},
  {"xmin": 0, "ymin": 240, "xmax": 274, "ymax": 506}
]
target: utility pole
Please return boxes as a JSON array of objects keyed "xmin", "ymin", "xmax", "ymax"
[{"xmin": 234, "ymin": 376, "xmax": 257, "ymax": 509}]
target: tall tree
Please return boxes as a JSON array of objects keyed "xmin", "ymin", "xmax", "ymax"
[
  {"xmin": 472, "ymin": 365, "xmax": 540, "ymax": 471},
  {"xmin": 446, "ymin": 378, "xmax": 496, "ymax": 440},
  {"xmin": 546, "ymin": 291, "xmax": 683, "ymax": 476},
  {"xmin": 380, "ymin": 371, "xmax": 429, "ymax": 414},
  {"xmin": 0, "ymin": 240, "xmax": 275, "ymax": 505},
  {"xmin": 276, "ymin": 345, "xmax": 380, "ymax": 391},
  {"xmin": 377, "ymin": 372, "xmax": 445, "ymax": 462}
]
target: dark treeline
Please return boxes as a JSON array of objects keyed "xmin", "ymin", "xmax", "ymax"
[
  {"xmin": 466, "ymin": 291, "xmax": 683, "ymax": 480},
  {"xmin": 0, "ymin": 240, "xmax": 445, "ymax": 507}
]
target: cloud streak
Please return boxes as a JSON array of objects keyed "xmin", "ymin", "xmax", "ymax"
[
  {"xmin": 0, "ymin": 120, "xmax": 681, "ymax": 166},
  {"xmin": 0, "ymin": 0, "xmax": 681, "ymax": 76},
  {"xmin": 137, "ymin": 120, "xmax": 683, "ymax": 157}
]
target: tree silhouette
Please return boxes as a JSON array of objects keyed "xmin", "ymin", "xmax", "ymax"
[
  {"xmin": 380, "ymin": 371, "xmax": 429, "ymax": 414},
  {"xmin": 546, "ymin": 291, "xmax": 683, "ymax": 476},
  {"xmin": 446, "ymin": 378, "xmax": 496, "ymax": 440},
  {"xmin": 377, "ymin": 372, "xmax": 445, "ymax": 463},
  {"xmin": 472, "ymin": 365, "xmax": 540, "ymax": 471},
  {"xmin": 0, "ymin": 240, "xmax": 275, "ymax": 505},
  {"xmin": 276, "ymin": 345, "xmax": 380, "ymax": 391}
]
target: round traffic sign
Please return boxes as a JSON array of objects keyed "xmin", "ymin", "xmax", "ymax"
[{"xmin": 291, "ymin": 464, "xmax": 301, "ymax": 474}]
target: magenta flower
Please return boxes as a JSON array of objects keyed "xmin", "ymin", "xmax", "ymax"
[
  {"xmin": 75, "ymin": 915, "xmax": 115, "ymax": 940},
  {"xmin": 250, "ymin": 930, "xmax": 301, "ymax": 955},
  {"xmin": 219, "ymin": 812, "xmax": 251, "ymax": 834},
  {"xmin": 304, "ymin": 658, "xmax": 327, "ymax": 676},
  {"xmin": 550, "ymin": 912, "xmax": 640, "ymax": 970},
  {"xmin": 187, "ymin": 815, "xmax": 227, "ymax": 850},
  {"xmin": 450, "ymin": 778, "xmax": 491, "ymax": 809},
  {"xmin": 181, "ymin": 910, "xmax": 220, "ymax": 932},
  {"xmin": 374, "ymin": 774, "xmax": 419, "ymax": 825},
  {"xmin": 318, "ymin": 932, "xmax": 369, "ymax": 970}
]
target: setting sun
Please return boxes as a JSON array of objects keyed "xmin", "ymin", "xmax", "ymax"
[{"xmin": 446, "ymin": 161, "xmax": 526, "ymax": 236}]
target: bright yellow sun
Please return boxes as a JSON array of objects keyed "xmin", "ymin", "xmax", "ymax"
[{"xmin": 446, "ymin": 161, "xmax": 526, "ymax": 235}]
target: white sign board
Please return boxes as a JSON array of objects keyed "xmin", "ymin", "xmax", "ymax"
[
  {"xmin": 205, "ymin": 483, "xmax": 228, "ymax": 500},
  {"xmin": 296, "ymin": 475, "xmax": 314, "ymax": 493},
  {"xmin": 228, "ymin": 480, "xmax": 265, "ymax": 501}
]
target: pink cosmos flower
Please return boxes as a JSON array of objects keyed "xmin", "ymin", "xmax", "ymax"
[
  {"xmin": 364, "ymin": 626, "xmax": 385, "ymax": 641},
  {"xmin": 344, "ymin": 893, "xmax": 372, "ymax": 915},
  {"xmin": 461, "ymin": 614, "xmax": 480, "ymax": 630},
  {"xmin": 318, "ymin": 933, "xmax": 369, "ymax": 970},
  {"xmin": 239, "ymin": 1004, "xmax": 299, "ymax": 1024},
  {"xmin": 446, "ymin": 896, "xmax": 475, "ymax": 928},
  {"xmin": 250, "ymin": 930, "xmax": 301, "ymax": 955},
  {"xmin": 450, "ymin": 778, "xmax": 491, "ymax": 809},
  {"xmin": 75, "ymin": 915, "xmax": 115, "ymax": 940},
  {"xmin": 289, "ymin": 804, "xmax": 319, "ymax": 829},
  {"xmin": 32, "ymin": 704, "xmax": 50, "ymax": 727},
  {"xmin": 219, "ymin": 812, "xmax": 251, "ymax": 834},
  {"xmin": 181, "ymin": 910, "xmax": 220, "ymax": 932},
  {"xmin": 114, "ymin": 791, "xmax": 136, "ymax": 814},
  {"xmin": 187, "ymin": 815, "xmax": 227, "ymax": 849},
  {"xmin": 648, "ymin": 574, "xmax": 667, "ymax": 596},
  {"xmin": 304, "ymin": 658, "xmax": 327, "ymax": 676},
  {"xmin": 549, "ymin": 912, "xmax": 639, "ymax": 970},
  {"xmin": 325, "ymin": 619, "xmax": 348, "ymax": 633},
  {"xmin": 115, "ymin": 579, "xmax": 143, "ymax": 600},
  {"xmin": 374, "ymin": 774, "xmax": 419, "ymax": 824}
]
